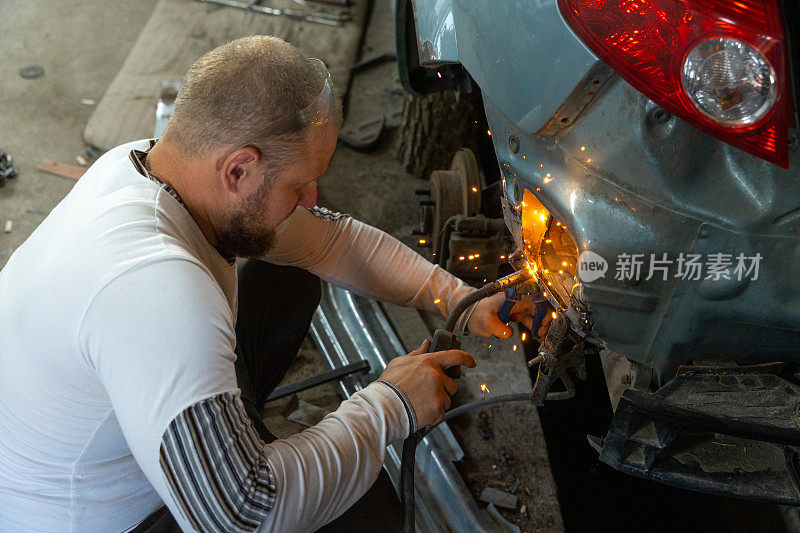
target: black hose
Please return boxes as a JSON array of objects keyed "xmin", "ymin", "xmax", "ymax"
[
  {"xmin": 401, "ymin": 270, "xmax": 531, "ymax": 533},
  {"xmin": 401, "ymin": 394, "xmax": 531, "ymax": 532}
]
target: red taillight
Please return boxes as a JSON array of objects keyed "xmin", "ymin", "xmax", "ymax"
[{"xmin": 559, "ymin": 0, "xmax": 794, "ymax": 167}]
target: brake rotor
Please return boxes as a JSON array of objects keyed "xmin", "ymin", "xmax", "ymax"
[
  {"xmin": 429, "ymin": 149, "xmax": 482, "ymax": 257},
  {"xmin": 451, "ymin": 148, "xmax": 481, "ymax": 216}
]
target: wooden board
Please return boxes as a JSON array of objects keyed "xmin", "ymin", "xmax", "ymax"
[
  {"xmin": 37, "ymin": 161, "xmax": 87, "ymax": 181},
  {"xmin": 84, "ymin": 0, "xmax": 367, "ymax": 151}
]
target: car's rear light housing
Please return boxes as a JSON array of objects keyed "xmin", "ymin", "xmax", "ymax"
[
  {"xmin": 520, "ymin": 189, "xmax": 580, "ymax": 309},
  {"xmin": 558, "ymin": 0, "xmax": 795, "ymax": 168}
]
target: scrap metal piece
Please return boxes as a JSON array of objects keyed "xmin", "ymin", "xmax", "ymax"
[
  {"xmin": 265, "ymin": 360, "xmax": 370, "ymax": 402},
  {"xmin": 479, "ymin": 487, "xmax": 517, "ymax": 510},
  {"xmin": 197, "ymin": 0, "xmax": 350, "ymax": 26}
]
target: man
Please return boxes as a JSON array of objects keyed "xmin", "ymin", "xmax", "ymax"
[{"xmin": 0, "ymin": 36, "xmax": 525, "ymax": 532}]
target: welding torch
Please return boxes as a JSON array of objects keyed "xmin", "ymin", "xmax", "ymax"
[
  {"xmin": 401, "ymin": 268, "xmax": 532, "ymax": 533},
  {"xmin": 430, "ymin": 269, "xmax": 532, "ymax": 378}
]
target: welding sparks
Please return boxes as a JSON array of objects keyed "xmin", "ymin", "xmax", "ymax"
[
  {"xmin": 551, "ymin": 312, "xmax": 557, "ymax": 319},
  {"xmin": 468, "ymin": 255, "xmax": 475, "ymax": 260},
  {"xmin": 472, "ymin": 186, "xmax": 478, "ymax": 192},
  {"xmin": 512, "ymin": 345, "xmax": 518, "ymax": 352},
  {"xmin": 418, "ymin": 239, "xmax": 427, "ymax": 244},
  {"xmin": 487, "ymin": 129, "xmax": 492, "ymax": 136},
  {"xmin": 459, "ymin": 256, "xmax": 465, "ymax": 260},
  {"xmin": 580, "ymin": 146, "xmax": 586, "ymax": 151},
  {"xmin": 500, "ymin": 254, "xmax": 506, "ymax": 259},
  {"xmin": 433, "ymin": 298, "xmax": 441, "ymax": 304},
  {"xmin": 521, "ymin": 332, "xmax": 527, "ymax": 341},
  {"xmin": 437, "ymin": 71, "xmax": 442, "ymax": 78},
  {"xmin": 480, "ymin": 383, "xmax": 490, "ymax": 399}
]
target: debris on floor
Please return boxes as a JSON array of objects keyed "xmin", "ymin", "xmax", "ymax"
[
  {"xmin": 283, "ymin": 395, "xmax": 331, "ymax": 428},
  {"xmin": 0, "ymin": 151, "xmax": 18, "ymax": 188},
  {"xmin": 480, "ymin": 487, "xmax": 518, "ymax": 510},
  {"xmin": 19, "ymin": 65, "xmax": 44, "ymax": 79},
  {"xmin": 37, "ymin": 161, "xmax": 86, "ymax": 181}
]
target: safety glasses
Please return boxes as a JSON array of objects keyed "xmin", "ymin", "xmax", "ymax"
[
  {"xmin": 261, "ymin": 58, "xmax": 333, "ymax": 135},
  {"xmin": 214, "ymin": 58, "xmax": 334, "ymax": 170}
]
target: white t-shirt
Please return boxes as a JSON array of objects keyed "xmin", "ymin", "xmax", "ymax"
[{"xmin": 0, "ymin": 140, "xmax": 472, "ymax": 532}]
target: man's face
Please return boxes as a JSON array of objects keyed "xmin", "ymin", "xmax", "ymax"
[{"xmin": 216, "ymin": 122, "xmax": 338, "ymax": 259}]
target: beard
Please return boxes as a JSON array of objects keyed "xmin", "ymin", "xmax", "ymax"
[{"xmin": 216, "ymin": 175, "xmax": 277, "ymax": 259}]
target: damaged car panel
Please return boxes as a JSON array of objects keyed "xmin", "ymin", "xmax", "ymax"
[{"xmin": 399, "ymin": 0, "xmax": 800, "ymax": 507}]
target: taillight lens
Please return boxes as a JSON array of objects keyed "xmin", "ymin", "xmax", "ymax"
[{"xmin": 558, "ymin": 0, "xmax": 794, "ymax": 168}]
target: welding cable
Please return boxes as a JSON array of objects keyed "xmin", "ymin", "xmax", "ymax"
[
  {"xmin": 401, "ymin": 270, "xmax": 531, "ymax": 533},
  {"xmin": 400, "ymin": 393, "xmax": 531, "ymax": 532},
  {"xmin": 443, "ymin": 269, "xmax": 532, "ymax": 333}
]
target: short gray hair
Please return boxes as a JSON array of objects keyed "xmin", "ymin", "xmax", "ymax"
[{"xmin": 163, "ymin": 36, "xmax": 343, "ymax": 174}]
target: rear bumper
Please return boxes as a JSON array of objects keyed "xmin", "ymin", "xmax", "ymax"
[{"xmin": 599, "ymin": 372, "xmax": 800, "ymax": 505}]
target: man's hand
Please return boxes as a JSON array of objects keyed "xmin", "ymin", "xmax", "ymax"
[
  {"xmin": 466, "ymin": 291, "xmax": 536, "ymax": 338},
  {"xmin": 379, "ymin": 340, "xmax": 476, "ymax": 428}
]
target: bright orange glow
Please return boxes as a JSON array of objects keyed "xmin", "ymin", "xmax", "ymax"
[
  {"xmin": 512, "ymin": 345, "xmax": 518, "ymax": 351},
  {"xmin": 433, "ymin": 298, "xmax": 441, "ymax": 304},
  {"xmin": 418, "ymin": 239, "xmax": 426, "ymax": 244},
  {"xmin": 552, "ymin": 312, "xmax": 557, "ymax": 319},
  {"xmin": 472, "ymin": 186, "xmax": 478, "ymax": 192},
  {"xmin": 521, "ymin": 332, "xmax": 527, "ymax": 341}
]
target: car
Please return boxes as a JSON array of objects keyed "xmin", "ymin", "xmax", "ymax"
[{"xmin": 395, "ymin": 0, "xmax": 800, "ymax": 506}]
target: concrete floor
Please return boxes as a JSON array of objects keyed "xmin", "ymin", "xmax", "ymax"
[{"xmin": 0, "ymin": 0, "xmax": 157, "ymax": 267}]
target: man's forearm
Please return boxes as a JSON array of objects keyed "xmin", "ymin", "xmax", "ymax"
[
  {"xmin": 158, "ymin": 382, "xmax": 410, "ymax": 533},
  {"xmin": 264, "ymin": 207, "xmax": 474, "ymax": 318},
  {"xmin": 259, "ymin": 382, "xmax": 409, "ymax": 531}
]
